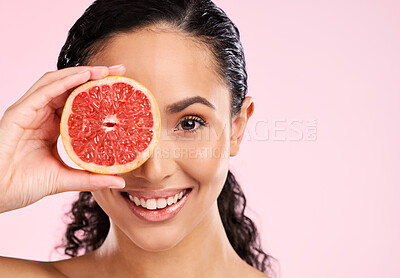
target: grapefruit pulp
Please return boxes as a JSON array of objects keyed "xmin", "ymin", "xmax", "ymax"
[{"xmin": 60, "ymin": 76, "xmax": 161, "ymax": 174}]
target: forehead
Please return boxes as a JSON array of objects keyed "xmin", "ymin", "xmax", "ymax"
[{"xmin": 87, "ymin": 28, "xmax": 229, "ymax": 113}]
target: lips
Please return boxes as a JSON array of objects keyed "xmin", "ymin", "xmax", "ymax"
[{"xmin": 121, "ymin": 188, "xmax": 192, "ymax": 222}]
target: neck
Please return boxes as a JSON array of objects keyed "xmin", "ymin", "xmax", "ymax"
[{"xmin": 91, "ymin": 202, "xmax": 243, "ymax": 278}]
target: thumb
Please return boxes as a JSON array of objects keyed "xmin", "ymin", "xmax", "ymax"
[{"xmin": 53, "ymin": 167, "xmax": 125, "ymax": 194}]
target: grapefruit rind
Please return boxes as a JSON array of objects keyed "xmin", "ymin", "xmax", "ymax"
[{"xmin": 60, "ymin": 76, "xmax": 161, "ymax": 174}]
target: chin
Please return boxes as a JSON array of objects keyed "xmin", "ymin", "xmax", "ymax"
[{"xmin": 125, "ymin": 225, "xmax": 188, "ymax": 252}]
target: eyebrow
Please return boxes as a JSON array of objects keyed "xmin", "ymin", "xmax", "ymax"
[{"xmin": 165, "ymin": 96, "xmax": 216, "ymax": 114}]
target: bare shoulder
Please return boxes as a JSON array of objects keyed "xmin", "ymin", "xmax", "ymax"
[
  {"xmin": 43, "ymin": 253, "xmax": 96, "ymax": 278},
  {"xmin": 0, "ymin": 256, "xmax": 67, "ymax": 277},
  {"xmin": 232, "ymin": 259, "xmax": 270, "ymax": 278},
  {"xmin": 252, "ymin": 270, "xmax": 271, "ymax": 278},
  {"xmin": 245, "ymin": 265, "xmax": 270, "ymax": 278}
]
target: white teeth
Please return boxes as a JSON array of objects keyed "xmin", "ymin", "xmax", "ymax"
[
  {"xmin": 127, "ymin": 189, "xmax": 189, "ymax": 210},
  {"xmin": 146, "ymin": 199, "xmax": 157, "ymax": 210},
  {"xmin": 133, "ymin": 196, "xmax": 140, "ymax": 206},
  {"xmin": 157, "ymin": 198, "xmax": 167, "ymax": 209}
]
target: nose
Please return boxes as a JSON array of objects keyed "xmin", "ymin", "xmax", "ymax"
[{"xmin": 129, "ymin": 136, "xmax": 176, "ymax": 185}]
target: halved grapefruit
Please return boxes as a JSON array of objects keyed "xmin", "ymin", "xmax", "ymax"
[{"xmin": 60, "ymin": 76, "xmax": 160, "ymax": 174}]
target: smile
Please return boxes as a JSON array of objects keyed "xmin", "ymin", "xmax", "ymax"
[
  {"xmin": 127, "ymin": 189, "xmax": 188, "ymax": 210},
  {"xmin": 121, "ymin": 188, "xmax": 192, "ymax": 222}
]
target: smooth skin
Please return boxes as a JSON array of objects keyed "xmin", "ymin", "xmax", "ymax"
[{"xmin": 0, "ymin": 26, "xmax": 268, "ymax": 278}]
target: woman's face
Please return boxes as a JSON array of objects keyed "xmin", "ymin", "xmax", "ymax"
[{"xmin": 89, "ymin": 27, "xmax": 235, "ymax": 251}]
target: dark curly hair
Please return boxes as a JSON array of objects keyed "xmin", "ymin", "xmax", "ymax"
[{"xmin": 56, "ymin": 0, "xmax": 275, "ymax": 276}]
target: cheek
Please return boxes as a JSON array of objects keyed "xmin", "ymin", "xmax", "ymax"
[{"xmin": 174, "ymin": 123, "xmax": 231, "ymax": 195}]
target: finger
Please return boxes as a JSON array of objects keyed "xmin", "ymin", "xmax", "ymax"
[
  {"xmin": 16, "ymin": 65, "xmax": 126, "ymax": 108},
  {"xmin": 88, "ymin": 65, "xmax": 126, "ymax": 79},
  {"xmin": 21, "ymin": 70, "xmax": 92, "ymax": 112},
  {"xmin": 53, "ymin": 167, "xmax": 126, "ymax": 194},
  {"xmin": 107, "ymin": 64, "xmax": 126, "ymax": 76},
  {"xmin": 51, "ymin": 137, "xmax": 125, "ymax": 193},
  {"xmin": 52, "ymin": 64, "xmax": 126, "ymax": 116},
  {"xmin": 25, "ymin": 67, "xmax": 92, "ymax": 97},
  {"xmin": 47, "ymin": 67, "xmax": 111, "ymax": 110},
  {"xmin": 26, "ymin": 64, "xmax": 126, "ymax": 97}
]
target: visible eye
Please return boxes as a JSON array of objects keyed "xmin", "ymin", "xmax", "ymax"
[{"xmin": 175, "ymin": 115, "xmax": 208, "ymax": 133}]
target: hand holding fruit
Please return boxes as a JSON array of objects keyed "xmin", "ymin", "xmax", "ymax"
[{"xmin": 0, "ymin": 66, "xmax": 126, "ymax": 213}]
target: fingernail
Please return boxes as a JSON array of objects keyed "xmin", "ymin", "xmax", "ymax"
[
  {"xmin": 109, "ymin": 64, "xmax": 124, "ymax": 69},
  {"xmin": 92, "ymin": 66, "xmax": 108, "ymax": 70},
  {"xmin": 110, "ymin": 181, "xmax": 126, "ymax": 189}
]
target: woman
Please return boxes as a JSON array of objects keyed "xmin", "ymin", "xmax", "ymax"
[{"xmin": 0, "ymin": 0, "xmax": 274, "ymax": 277}]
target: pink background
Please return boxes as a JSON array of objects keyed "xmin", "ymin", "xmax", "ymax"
[{"xmin": 1, "ymin": 0, "xmax": 399, "ymax": 277}]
